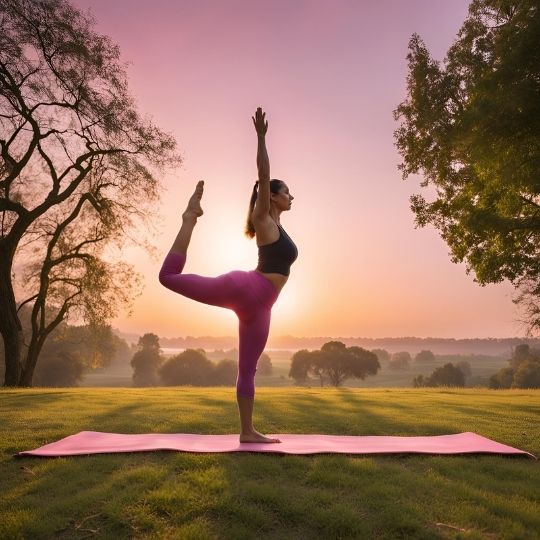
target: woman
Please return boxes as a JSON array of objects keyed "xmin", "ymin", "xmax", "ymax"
[{"xmin": 159, "ymin": 107, "xmax": 298, "ymax": 443}]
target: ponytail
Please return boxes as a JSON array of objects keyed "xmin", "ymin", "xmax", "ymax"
[
  {"xmin": 244, "ymin": 179, "xmax": 284, "ymax": 239},
  {"xmin": 244, "ymin": 181, "xmax": 260, "ymax": 239}
]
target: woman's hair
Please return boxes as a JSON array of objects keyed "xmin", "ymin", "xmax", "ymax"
[{"xmin": 244, "ymin": 179, "xmax": 285, "ymax": 239}]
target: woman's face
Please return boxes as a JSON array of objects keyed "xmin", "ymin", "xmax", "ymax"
[{"xmin": 272, "ymin": 185, "xmax": 294, "ymax": 210}]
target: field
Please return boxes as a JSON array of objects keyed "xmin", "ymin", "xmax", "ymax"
[
  {"xmin": 1, "ymin": 387, "xmax": 539, "ymax": 539},
  {"xmin": 80, "ymin": 353, "xmax": 509, "ymax": 388}
]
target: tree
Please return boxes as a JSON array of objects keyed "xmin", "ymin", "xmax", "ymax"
[
  {"xmin": 430, "ymin": 363, "xmax": 465, "ymax": 387},
  {"xmin": 256, "ymin": 353, "xmax": 273, "ymax": 376},
  {"xmin": 326, "ymin": 343, "xmax": 380, "ymax": 386},
  {"xmin": 489, "ymin": 366, "xmax": 516, "ymax": 389},
  {"xmin": 109, "ymin": 334, "xmax": 132, "ymax": 365},
  {"xmin": 371, "ymin": 348, "xmax": 390, "ymax": 365},
  {"xmin": 130, "ymin": 333, "xmax": 163, "ymax": 387},
  {"xmin": 290, "ymin": 341, "xmax": 380, "ymax": 388},
  {"xmin": 212, "ymin": 358, "xmax": 237, "ymax": 386},
  {"xmin": 159, "ymin": 349, "xmax": 214, "ymax": 386},
  {"xmin": 289, "ymin": 349, "xmax": 313, "ymax": 384},
  {"xmin": 388, "ymin": 351, "xmax": 411, "ymax": 370},
  {"xmin": 508, "ymin": 343, "xmax": 537, "ymax": 368},
  {"xmin": 0, "ymin": 0, "xmax": 180, "ymax": 386},
  {"xmin": 414, "ymin": 350, "xmax": 435, "ymax": 363},
  {"xmin": 413, "ymin": 362, "xmax": 465, "ymax": 387},
  {"xmin": 57, "ymin": 322, "xmax": 116, "ymax": 370},
  {"xmin": 456, "ymin": 360, "xmax": 472, "ymax": 378},
  {"xmin": 0, "ymin": 302, "xmax": 117, "ymax": 385},
  {"xmin": 394, "ymin": 0, "xmax": 540, "ymax": 337},
  {"xmin": 489, "ymin": 342, "xmax": 540, "ymax": 388},
  {"xmin": 512, "ymin": 359, "xmax": 540, "ymax": 388},
  {"xmin": 34, "ymin": 350, "xmax": 84, "ymax": 386}
]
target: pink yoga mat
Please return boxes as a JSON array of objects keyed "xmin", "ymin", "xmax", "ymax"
[{"xmin": 16, "ymin": 431, "xmax": 535, "ymax": 458}]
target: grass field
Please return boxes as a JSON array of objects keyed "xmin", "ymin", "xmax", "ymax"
[{"xmin": 1, "ymin": 387, "xmax": 539, "ymax": 539}]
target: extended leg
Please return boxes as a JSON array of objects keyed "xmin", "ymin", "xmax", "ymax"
[
  {"xmin": 158, "ymin": 180, "xmax": 244, "ymax": 309},
  {"xmin": 159, "ymin": 253, "xmax": 241, "ymax": 310},
  {"xmin": 171, "ymin": 214, "xmax": 198, "ymax": 257}
]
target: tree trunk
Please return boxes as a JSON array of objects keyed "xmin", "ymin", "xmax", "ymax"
[
  {"xmin": 0, "ymin": 257, "xmax": 24, "ymax": 386},
  {"xmin": 20, "ymin": 340, "xmax": 43, "ymax": 386}
]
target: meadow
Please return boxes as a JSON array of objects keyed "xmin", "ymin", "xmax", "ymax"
[
  {"xmin": 80, "ymin": 353, "xmax": 509, "ymax": 389},
  {"xmin": 1, "ymin": 387, "xmax": 539, "ymax": 539}
]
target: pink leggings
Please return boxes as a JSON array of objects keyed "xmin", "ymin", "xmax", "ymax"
[{"xmin": 158, "ymin": 252, "xmax": 279, "ymax": 398}]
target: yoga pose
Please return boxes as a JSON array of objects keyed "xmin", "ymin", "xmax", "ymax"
[{"xmin": 159, "ymin": 107, "xmax": 298, "ymax": 443}]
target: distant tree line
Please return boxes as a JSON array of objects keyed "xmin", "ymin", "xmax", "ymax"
[
  {"xmin": 129, "ymin": 339, "xmax": 532, "ymax": 391},
  {"xmin": 4, "ymin": 313, "xmax": 538, "ymax": 390},
  {"xmin": 130, "ymin": 333, "xmax": 274, "ymax": 388}
]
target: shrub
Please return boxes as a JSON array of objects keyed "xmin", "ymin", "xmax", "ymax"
[
  {"xmin": 412, "ymin": 363, "xmax": 465, "ymax": 387},
  {"xmin": 389, "ymin": 352, "xmax": 411, "ymax": 370},
  {"xmin": 33, "ymin": 351, "xmax": 85, "ymax": 387},
  {"xmin": 212, "ymin": 359, "xmax": 237, "ymax": 386},
  {"xmin": 160, "ymin": 349, "xmax": 214, "ymax": 386},
  {"xmin": 257, "ymin": 354, "xmax": 273, "ymax": 376},
  {"xmin": 414, "ymin": 350, "xmax": 435, "ymax": 363},
  {"xmin": 512, "ymin": 359, "xmax": 540, "ymax": 389}
]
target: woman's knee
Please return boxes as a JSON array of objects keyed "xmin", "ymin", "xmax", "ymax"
[{"xmin": 236, "ymin": 375, "xmax": 255, "ymax": 398}]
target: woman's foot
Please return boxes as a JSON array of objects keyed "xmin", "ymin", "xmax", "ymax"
[
  {"xmin": 239, "ymin": 430, "xmax": 281, "ymax": 444},
  {"xmin": 183, "ymin": 180, "xmax": 204, "ymax": 220}
]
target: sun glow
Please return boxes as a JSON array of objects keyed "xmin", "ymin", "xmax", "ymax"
[
  {"xmin": 203, "ymin": 218, "xmax": 256, "ymax": 274},
  {"xmin": 197, "ymin": 215, "xmax": 302, "ymax": 323}
]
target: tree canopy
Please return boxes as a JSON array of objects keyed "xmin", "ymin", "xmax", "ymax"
[
  {"xmin": 413, "ymin": 362, "xmax": 466, "ymax": 388},
  {"xmin": 489, "ymin": 343, "xmax": 540, "ymax": 388},
  {"xmin": 289, "ymin": 341, "xmax": 380, "ymax": 387},
  {"xmin": 0, "ymin": 0, "xmax": 180, "ymax": 385},
  {"xmin": 394, "ymin": 0, "xmax": 540, "ymax": 336}
]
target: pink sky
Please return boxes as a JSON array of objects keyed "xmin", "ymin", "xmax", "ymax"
[{"xmin": 72, "ymin": 0, "xmax": 526, "ymax": 339}]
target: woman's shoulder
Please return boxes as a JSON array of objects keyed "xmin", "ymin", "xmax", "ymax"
[
  {"xmin": 253, "ymin": 214, "xmax": 280, "ymax": 246},
  {"xmin": 252, "ymin": 212, "xmax": 279, "ymax": 228}
]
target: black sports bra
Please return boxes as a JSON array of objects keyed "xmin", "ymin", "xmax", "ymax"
[{"xmin": 256, "ymin": 222, "xmax": 298, "ymax": 276}]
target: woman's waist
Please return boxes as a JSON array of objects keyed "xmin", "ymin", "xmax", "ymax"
[{"xmin": 254, "ymin": 270, "xmax": 288, "ymax": 293}]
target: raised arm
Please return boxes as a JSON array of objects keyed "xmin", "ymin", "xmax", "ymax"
[{"xmin": 252, "ymin": 107, "xmax": 271, "ymax": 217}]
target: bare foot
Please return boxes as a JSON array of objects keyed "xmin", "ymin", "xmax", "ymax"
[
  {"xmin": 239, "ymin": 430, "xmax": 281, "ymax": 444},
  {"xmin": 183, "ymin": 180, "xmax": 204, "ymax": 220}
]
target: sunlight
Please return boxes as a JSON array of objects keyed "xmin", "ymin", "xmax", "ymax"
[
  {"xmin": 272, "ymin": 284, "xmax": 301, "ymax": 320},
  {"xmin": 204, "ymin": 218, "xmax": 255, "ymax": 273},
  {"xmin": 200, "ymin": 216, "xmax": 303, "ymax": 323}
]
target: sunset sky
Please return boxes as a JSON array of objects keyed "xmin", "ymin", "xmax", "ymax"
[{"xmin": 71, "ymin": 0, "xmax": 526, "ymax": 340}]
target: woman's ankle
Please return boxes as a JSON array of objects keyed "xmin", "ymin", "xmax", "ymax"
[{"xmin": 182, "ymin": 211, "xmax": 199, "ymax": 223}]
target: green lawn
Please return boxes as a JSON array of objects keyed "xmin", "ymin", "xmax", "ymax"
[{"xmin": 1, "ymin": 387, "xmax": 539, "ymax": 539}]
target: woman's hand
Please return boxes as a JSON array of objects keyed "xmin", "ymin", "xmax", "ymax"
[{"xmin": 252, "ymin": 106, "xmax": 268, "ymax": 136}]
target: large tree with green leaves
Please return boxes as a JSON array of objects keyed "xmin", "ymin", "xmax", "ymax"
[
  {"xmin": 394, "ymin": 0, "xmax": 540, "ymax": 336},
  {"xmin": 289, "ymin": 341, "xmax": 380, "ymax": 387},
  {"xmin": 0, "ymin": 0, "xmax": 180, "ymax": 385}
]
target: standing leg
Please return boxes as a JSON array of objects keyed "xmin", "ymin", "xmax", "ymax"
[
  {"xmin": 161, "ymin": 180, "xmax": 280, "ymax": 443},
  {"xmin": 237, "ymin": 309, "xmax": 281, "ymax": 444}
]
